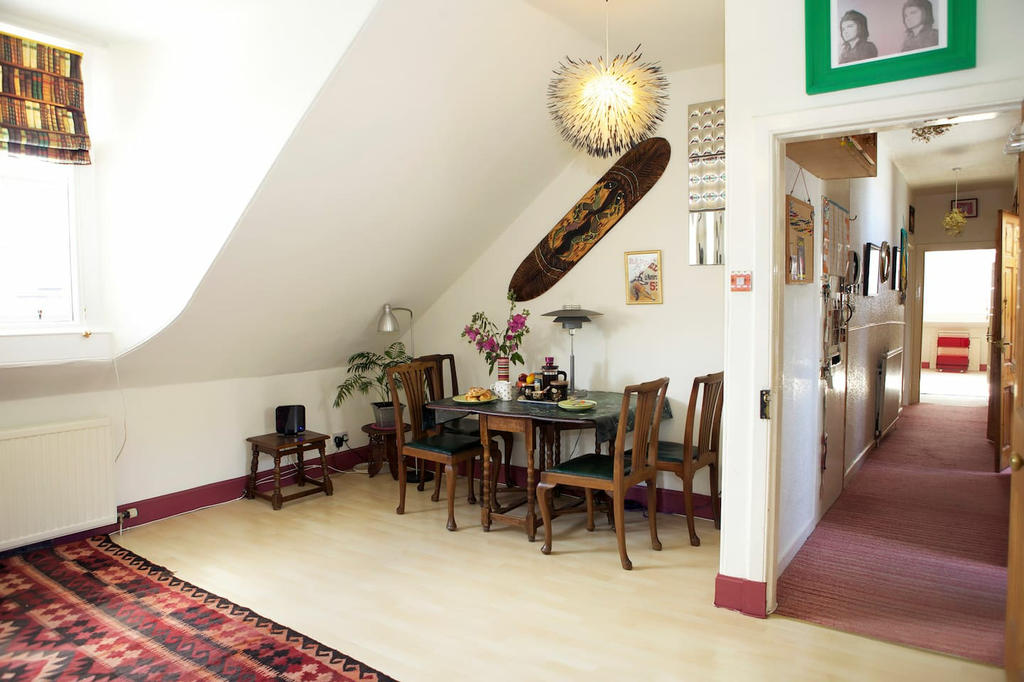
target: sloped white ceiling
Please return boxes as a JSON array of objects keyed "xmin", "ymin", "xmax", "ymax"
[{"xmin": 115, "ymin": 0, "xmax": 600, "ymax": 385}]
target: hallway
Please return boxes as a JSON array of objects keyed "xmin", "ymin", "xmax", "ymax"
[{"xmin": 775, "ymin": 403, "xmax": 1010, "ymax": 665}]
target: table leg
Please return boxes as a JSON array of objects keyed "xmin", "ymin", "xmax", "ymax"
[
  {"xmin": 272, "ymin": 454, "xmax": 283, "ymax": 510},
  {"xmin": 480, "ymin": 417, "xmax": 491, "ymax": 531},
  {"xmin": 246, "ymin": 444, "xmax": 259, "ymax": 498},
  {"xmin": 318, "ymin": 443, "xmax": 333, "ymax": 495},
  {"xmin": 296, "ymin": 447, "xmax": 306, "ymax": 486},
  {"xmin": 525, "ymin": 424, "xmax": 536, "ymax": 542},
  {"xmin": 386, "ymin": 433, "xmax": 398, "ymax": 481},
  {"xmin": 367, "ymin": 433, "xmax": 384, "ymax": 478}
]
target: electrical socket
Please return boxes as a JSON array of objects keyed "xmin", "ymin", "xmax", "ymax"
[
  {"xmin": 333, "ymin": 431, "xmax": 349, "ymax": 449},
  {"xmin": 119, "ymin": 507, "xmax": 138, "ymax": 520}
]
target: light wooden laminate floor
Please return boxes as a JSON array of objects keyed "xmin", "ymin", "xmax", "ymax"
[{"xmin": 113, "ymin": 471, "xmax": 1000, "ymax": 682}]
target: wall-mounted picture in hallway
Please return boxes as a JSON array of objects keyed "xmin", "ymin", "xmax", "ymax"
[
  {"xmin": 805, "ymin": 0, "xmax": 976, "ymax": 94},
  {"xmin": 786, "ymin": 195, "xmax": 815, "ymax": 284}
]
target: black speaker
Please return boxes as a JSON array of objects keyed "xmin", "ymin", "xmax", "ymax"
[{"xmin": 275, "ymin": 405, "xmax": 305, "ymax": 436}]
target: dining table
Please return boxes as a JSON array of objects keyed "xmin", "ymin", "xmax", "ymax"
[{"xmin": 426, "ymin": 391, "xmax": 672, "ymax": 540}]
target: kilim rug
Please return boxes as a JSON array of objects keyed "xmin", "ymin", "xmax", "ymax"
[
  {"xmin": 0, "ymin": 536, "xmax": 395, "ymax": 681},
  {"xmin": 776, "ymin": 404, "xmax": 1008, "ymax": 666}
]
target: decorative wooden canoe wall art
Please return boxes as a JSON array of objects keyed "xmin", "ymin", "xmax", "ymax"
[{"xmin": 508, "ymin": 137, "xmax": 671, "ymax": 301}]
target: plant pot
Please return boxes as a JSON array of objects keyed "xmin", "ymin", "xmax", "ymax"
[{"xmin": 372, "ymin": 402, "xmax": 402, "ymax": 428}]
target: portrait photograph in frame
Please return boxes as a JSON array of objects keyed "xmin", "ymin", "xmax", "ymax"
[
  {"xmin": 625, "ymin": 250, "xmax": 663, "ymax": 304},
  {"xmin": 952, "ymin": 197, "xmax": 978, "ymax": 218},
  {"xmin": 805, "ymin": 0, "xmax": 976, "ymax": 94}
]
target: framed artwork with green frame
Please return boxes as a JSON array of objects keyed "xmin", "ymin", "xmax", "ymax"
[{"xmin": 805, "ymin": 0, "xmax": 976, "ymax": 95}]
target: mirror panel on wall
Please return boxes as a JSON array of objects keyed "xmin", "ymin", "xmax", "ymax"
[
  {"xmin": 689, "ymin": 210, "xmax": 724, "ymax": 265},
  {"xmin": 688, "ymin": 98, "xmax": 725, "ymax": 265}
]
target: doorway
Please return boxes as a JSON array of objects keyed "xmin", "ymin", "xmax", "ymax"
[
  {"xmin": 771, "ymin": 109, "xmax": 1017, "ymax": 666},
  {"xmin": 919, "ymin": 248, "xmax": 995, "ymax": 405}
]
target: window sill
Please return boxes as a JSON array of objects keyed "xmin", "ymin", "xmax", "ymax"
[{"xmin": 0, "ymin": 330, "xmax": 114, "ymax": 368}]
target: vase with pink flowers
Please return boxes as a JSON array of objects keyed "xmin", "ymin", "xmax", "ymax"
[{"xmin": 461, "ymin": 291, "xmax": 531, "ymax": 380}]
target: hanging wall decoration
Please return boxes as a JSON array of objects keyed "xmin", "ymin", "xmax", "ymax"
[
  {"xmin": 822, "ymin": 197, "xmax": 851, "ymax": 277},
  {"xmin": 508, "ymin": 137, "xmax": 670, "ymax": 301},
  {"xmin": 688, "ymin": 99, "xmax": 726, "ymax": 265},
  {"xmin": 624, "ymin": 250, "xmax": 662, "ymax": 304},
  {"xmin": 786, "ymin": 195, "xmax": 815, "ymax": 284},
  {"xmin": 804, "ymin": 0, "xmax": 976, "ymax": 95}
]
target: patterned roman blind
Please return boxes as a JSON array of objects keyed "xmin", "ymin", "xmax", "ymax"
[{"xmin": 0, "ymin": 32, "xmax": 90, "ymax": 164}]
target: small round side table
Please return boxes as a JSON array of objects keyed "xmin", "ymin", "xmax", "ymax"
[{"xmin": 361, "ymin": 423, "xmax": 409, "ymax": 479}]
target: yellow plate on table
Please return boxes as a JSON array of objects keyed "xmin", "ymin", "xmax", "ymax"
[
  {"xmin": 558, "ymin": 399, "xmax": 597, "ymax": 411},
  {"xmin": 453, "ymin": 394, "xmax": 500, "ymax": 404}
]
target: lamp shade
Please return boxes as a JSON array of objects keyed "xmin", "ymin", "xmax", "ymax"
[
  {"xmin": 543, "ymin": 305, "xmax": 602, "ymax": 330},
  {"xmin": 377, "ymin": 304, "xmax": 400, "ymax": 333}
]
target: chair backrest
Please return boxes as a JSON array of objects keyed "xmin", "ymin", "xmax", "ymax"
[
  {"xmin": 386, "ymin": 360, "xmax": 437, "ymax": 447},
  {"xmin": 684, "ymin": 372, "xmax": 724, "ymax": 463},
  {"xmin": 413, "ymin": 353, "xmax": 459, "ymax": 400},
  {"xmin": 614, "ymin": 377, "xmax": 670, "ymax": 480}
]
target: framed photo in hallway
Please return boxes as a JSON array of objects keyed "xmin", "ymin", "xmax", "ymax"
[
  {"xmin": 805, "ymin": 0, "xmax": 976, "ymax": 94},
  {"xmin": 952, "ymin": 197, "xmax": 978, "ymax": 218}
]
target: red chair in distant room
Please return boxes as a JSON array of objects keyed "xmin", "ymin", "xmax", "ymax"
[{"xmin": 935, "ymin": 334, "xmax": 969, "ymax": 372}]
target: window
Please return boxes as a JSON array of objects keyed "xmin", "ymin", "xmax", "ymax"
[{"xmin": 0, "ymin": 155, "xmax": 77, "ymax": 326}]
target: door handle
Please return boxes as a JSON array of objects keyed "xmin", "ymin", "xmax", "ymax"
[{"xmin": 1012, "ymin": 453, "xmax": 1023, "ymax": 472}]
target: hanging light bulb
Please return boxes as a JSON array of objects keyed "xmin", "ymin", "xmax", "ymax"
[
  {"xmin": 547, "ymin": 1, "xmax": 668, "ymax": 158},
  {"xmin": 943, "ymin": 167, "xmax": 966, "ymax": 237}
]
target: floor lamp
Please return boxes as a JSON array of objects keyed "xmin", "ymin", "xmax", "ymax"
[{"xmin": 542, "ymin": 305, "xmax": 602, "ymax": 397}]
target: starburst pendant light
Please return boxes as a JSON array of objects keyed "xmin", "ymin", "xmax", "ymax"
[
  {"xmin": 547, "ymin": 0, "xmax": 668, "ymax": 158},
  {"xmin": 943, "ymin": 167, "xmax": 966, "ymax": 237}
]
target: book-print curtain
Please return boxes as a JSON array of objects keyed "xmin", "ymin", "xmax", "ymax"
[{"xmin": 0, "ymin": 32, "xmax": 90, "ymax": 165}]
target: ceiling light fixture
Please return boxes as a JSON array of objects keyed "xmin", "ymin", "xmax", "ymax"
[
  {"xmin": 911, "ymin": 124, "xmax": 953, "ymax": 143},
  {"xmin": 547, "ymin": 0, "xmax": 668, "ymax": 158},
  {"xmin": 943, "ymin": 167, "xmax": 966, "ymax": 237}
]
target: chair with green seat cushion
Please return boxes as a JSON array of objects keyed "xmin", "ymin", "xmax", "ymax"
[
  {"xmin": 414, "ymin": 353, "xmax": 515, "ymax": 493},
  {"xmin": 388, "ymin": 360, "xmax": 500, "ymax": 531},
  {"xmin": 656, "ymin": 371, "xmax": 723, "ymax": 547},
  {"xmin": 537, "ymin": 377, "xmax": 670, "ymax": 570}
]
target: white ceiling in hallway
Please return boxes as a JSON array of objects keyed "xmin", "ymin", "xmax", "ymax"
[{"xmin": 881, "ymin": 110, "xmax": 1018, "ymax": 190}]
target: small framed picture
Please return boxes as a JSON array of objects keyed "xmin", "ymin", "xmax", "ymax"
[
  {"xmin": 786, "ymin": 195, "xmax": 815, "ymax": 284},
  {"xmin": 805, "ymin": 0, "xmax": 976, "ymax": 94},
  {"xmin": 625, "ymin": 250, "xmax": 662, "ymax": 304},
  {"xmin": 863, "ymin": 242, "xmax": 880, "ymax": 296},
  {"xmin": 909, "ymin": 204, "xmax": 916, "ymax": 233},
  {"xmin": 952, "ymin": 197, "xmax": 978, "ymax": 218}
]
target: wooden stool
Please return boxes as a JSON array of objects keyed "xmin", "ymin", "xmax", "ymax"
[{"xmin": 245, "ymin": 431, "xmax": 333, "ymax": 510}]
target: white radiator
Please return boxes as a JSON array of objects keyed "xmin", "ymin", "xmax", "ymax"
[
  {"xmin": 0, "ymin": 418, "xmax": 116, "ymax": 552},
  {"xmin": 876, "ymin": 348, "xmax": 904, "ymax": 439}
]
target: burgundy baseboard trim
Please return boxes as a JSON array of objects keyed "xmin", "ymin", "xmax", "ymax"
[
  {"xmin": 28, "ymin": 446, "xmax": 371, "ymax": 551},
  {"xmin": 979, "ymin": 363, "xmax": 987, "ymax": 371},
  {"xmin": 714, "ymin": 574, "xmax": 768, "ymax": 618},
  {"xmin": 921, "ymin": 361, "xmax": 930, "ymax": 369},
  {"xmin": 492, "ymin": 463, "xmax": 714, "ymax": 519}
]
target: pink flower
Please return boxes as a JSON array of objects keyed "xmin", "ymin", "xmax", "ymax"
[
  {"xmin": 466, "ymin": 327, "xmax": 480, "ymax": 341},
  {"xmin": 508, "ymin": 314, "xmax": 527, "ymax": 333},
  {"xmin": 508, "ymin": 344, "xmax": 518, "ymax": 352},
  {"xmin": 475, "ymin": 340, "xmax": 484, "ymax": 350},
  {"xmin": 505, "ymin": 334, "xmax": 514, "ymax": 341},
  {"xmin": 483, "ymin": 337, "xmax": 498, "ymax": 352}
]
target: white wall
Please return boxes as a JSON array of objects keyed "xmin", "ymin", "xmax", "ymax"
[
  {"xmin": 0, "ymin": 365, "xmax": 374, "ymax": 504},
  {"xmin": 415, "ymin": 64, "xmax": 726, "ymax": 495},
  {"xmin": 844, "ymin": 152, "xmax": 908, "ymax": 473},
  {"xmin": 722, "ymin": 0, "xmax": 1024, "ymax": 590},
  {"xmin": 87, "ymin": 1, "xmax": 379, "ymax": 354}
]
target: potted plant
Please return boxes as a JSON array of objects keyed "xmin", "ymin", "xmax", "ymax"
[{"xmin": 333, "ymin": 341, "xmax": 411, "ymax": 427}]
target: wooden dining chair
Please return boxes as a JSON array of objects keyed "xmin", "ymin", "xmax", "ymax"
[
  {"xmin": 388, "ymin": 360, "xmax": 499, "ymax": 531},
  {"xmin": 537, "ymin": 377, "xmax": 670, "ymax": 570},
  {"xmin": 415, "ymin": 353, "xmax": 514, "ymax": 493},
  {"xmin": 655, "ymin": 371, "xmax": 723, "ymax": 547}
]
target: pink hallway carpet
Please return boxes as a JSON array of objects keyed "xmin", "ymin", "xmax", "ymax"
[{"xmin": 776, "ymin": 403, "xmax": 1010, "ymax": 665}]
